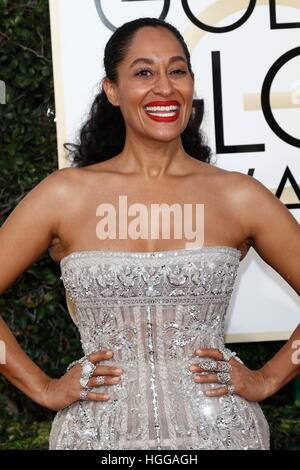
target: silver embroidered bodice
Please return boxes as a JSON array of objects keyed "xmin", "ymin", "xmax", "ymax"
[{"xmin": 48, "ymin": 246, "xmax": 270, "ymax": 450}]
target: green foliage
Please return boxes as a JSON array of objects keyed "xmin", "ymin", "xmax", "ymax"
[
  {"xmin": 230, "ymin": 340, "xmax": 300, "ymax": 450},
  {"xmin": 0, "ymin": 0, "xmax": 83, "ymax": 444},
  {"xmin": 0, "ymin": 416, "xmax": 51, "ymax": 450},
  {"xmin": 0, "ymin": 0, "xmax": 299, "ymax": 451}
]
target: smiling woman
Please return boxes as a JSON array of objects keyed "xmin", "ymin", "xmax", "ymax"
[
  {"xmin": 103, "ymin": 31, "xmax": 195, "ymax": 139},
  {"xmin": 63, "ymin": 17, "xmax": 212, "ymax": 167},
  {"xmin": 0, "ymin": 16, "xmax": 299, "ymax": 452}
]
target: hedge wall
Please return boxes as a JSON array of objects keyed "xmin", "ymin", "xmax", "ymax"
[
  {"xmin": 0, "ymin": 0, "xmax": 299, "ymax": 450},
  {"xmin": 0, "ymin": 0, "xmax": 83, "ymax": 448}
]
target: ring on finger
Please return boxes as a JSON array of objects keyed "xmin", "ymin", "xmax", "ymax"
[
  {"xmin": 79, "ymin": 387, "xmax": 91, "ymax": 401},
  {"xmin": 219, "ymin": 346, "xmax": 237, "ymax": 362},
  {"xmin": 95, "ymin": 375, "xmax": 105, "ymax": 385},
  {"xmin": 216, "ymin": 372, "xmax": 231, "ymax": 384},
  {"xmin": 199, "ymin": 359, "xmax": 218, "ymax": 371},
  {"xmin": 81, "ymin": 359, "xmax": 96, "ymax": 379},
  {"xmin": 80, "ymin": 377, "xmax": 90, "ymax": 388},
  {"xmin": 216, "ymin": 361, "xmax": 232, "ymax": 372}
]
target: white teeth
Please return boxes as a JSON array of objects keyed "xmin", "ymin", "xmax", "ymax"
[
  {"xmin": 147, "ymin": 111, "xmax": 177, "ymax": 117},
  {"xmin": 144, "ymin": 105, "xmax": 179, "ymax": 112}
]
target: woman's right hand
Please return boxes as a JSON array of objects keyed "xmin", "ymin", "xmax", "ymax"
[{"xmin": 42, "ymin": 350, "xmax": 123, "ymax": 411}]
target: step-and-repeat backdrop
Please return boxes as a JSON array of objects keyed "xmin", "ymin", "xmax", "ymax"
[{"xmin": 49, "ymin": 0, "xmax": 299, "ymax": 342}]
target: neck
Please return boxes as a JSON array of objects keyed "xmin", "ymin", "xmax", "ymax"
[{"xmin": 115, "ymin": 133, "xmax": 189, "ymax": 180}]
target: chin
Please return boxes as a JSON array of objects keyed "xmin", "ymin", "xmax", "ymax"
[
  {"xmin": 148, "ymin": 129, "xmax": 182, "ymax": 141},
  {"xmin": 151, "ymin": 135, "xmax": 180, "ymax": 143}
]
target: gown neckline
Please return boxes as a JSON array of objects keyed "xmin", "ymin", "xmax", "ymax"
[{"xmin": 59, "ymin": 245, "xmax": 242, "ymax": 267}]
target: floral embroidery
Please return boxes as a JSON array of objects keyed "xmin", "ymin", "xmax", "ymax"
[{"xmin": 49, "ymin": 247, "xmax": 270, "ymax": 450}]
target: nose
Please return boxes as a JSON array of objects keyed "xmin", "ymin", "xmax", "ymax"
[{"xmin": 152, "ymin": 72, "xmax": 174, "ymax": 97}]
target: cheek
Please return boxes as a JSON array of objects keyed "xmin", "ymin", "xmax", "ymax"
[
  {"xmin": 183, "ymin": 82, "xmax": 194, "ymax": 99},
  {"xmin": 181, "ymin": 77, "xmax": 194, "ymax": 96},
  {"xmin": 119, "ymin": 90, "xmax": 146, "ymax": 117},
  {"xmin": 119, "ymin": 84, "xmax": 145, "ymax": 105},
  {"xmin": 183, "ymin": 88, "xmax": 194, "ymax": 113}
]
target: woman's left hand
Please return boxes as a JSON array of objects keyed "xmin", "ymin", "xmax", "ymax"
[{"xmin": 189, "ymin": 348, "xmax": 272, "ymax": 403}]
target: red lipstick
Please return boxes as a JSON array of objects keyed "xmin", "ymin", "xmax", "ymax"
[
  {"xmin": 144, "ymin": 100, "xmax": 181, "ymax": 122},
  {"xmin": 144, "ymin": 100, "xmax": 180, "ymax": 107}
]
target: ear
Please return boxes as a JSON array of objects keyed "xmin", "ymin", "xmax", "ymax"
[{"xmin": 102, "ymin": 77, "xmax": 120, "ymax": 107}]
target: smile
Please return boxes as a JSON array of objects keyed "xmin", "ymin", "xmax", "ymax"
[{"xmin": 143, "ymin": 100, "xmax": 180, "ymax": 122}]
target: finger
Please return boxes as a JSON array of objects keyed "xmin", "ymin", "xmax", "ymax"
[
  {"xmin": 93, "ymin": 365, "xmax": 123, "ymax": 376},
  {"xmin": 193, "ymin": 373, "xmax": 219, "ymax": 383},
  {"xmin": 189, "ymin": 363, "xmax": 201, "ymax": 372},
  {"xmin": 86, "ymin": 350, "xmax": 114, "ymax": 363},
  {"xmin": 204, "ymin": 386, "xmax": 229, "ymax": 397},
  {"xmin": 82, "ymin": 391, "xmax": 110, "ymax": 401},
  {"xmin": 195, "ymin": 348, "xmax": 223, "ymax": 360},
  {"xmin": 89, "ymin": 375, "xmax": 120, "ymax": 387},
  {"xmin": 189, "ymin": 364, "xmax": 213, "ymax": 373},
  {"xmin": 189, "ymin": 360, "xmax": 227, "ymax": 373}
]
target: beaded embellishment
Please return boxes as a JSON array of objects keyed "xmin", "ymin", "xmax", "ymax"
[{"xmin": 48, "ymin": 247, "xmax": 270, "ymax": 450}]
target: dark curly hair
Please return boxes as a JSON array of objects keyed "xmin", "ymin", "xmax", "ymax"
[{"xmin": 63, "ymin": 17, "xmax": 213, "ymax": 167}]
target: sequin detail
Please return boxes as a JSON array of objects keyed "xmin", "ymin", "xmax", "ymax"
[
  {"xmin": 146, "ymin": 305, "xmax": 162, "ymax": 449},
  {"xmin": 49, "ymin": 246, "xmax": 270, "ymax": 450}
]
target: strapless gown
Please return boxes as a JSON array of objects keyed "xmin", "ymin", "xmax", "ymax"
[{"xmin": 48, "ymin": 246, "xmax": 270, "ymax": 450}]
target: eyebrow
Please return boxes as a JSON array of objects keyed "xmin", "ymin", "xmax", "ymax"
[{"xmin": 129, "ymin": 55, "xmax": 187, "ymax": 69}]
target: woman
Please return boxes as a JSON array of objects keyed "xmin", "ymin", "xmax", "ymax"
[{"xmin": 0, "ymin": 17, "xmax": 299, "ymax": 450}]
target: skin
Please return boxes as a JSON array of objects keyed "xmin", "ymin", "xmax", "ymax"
[{"xmin": 0, "ymin": 26, "xmax": 299, "ymax": 412}]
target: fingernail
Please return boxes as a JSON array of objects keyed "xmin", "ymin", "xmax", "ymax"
[
  {"xmin": 190, "ymin": 365, "xmax": 197, "ymax": 371},
  {"xmin": 111, "ymin": 377, "xmax": 119, "ymax": 383},
  {"xmin": 197, "ymin": 349, "xmax": 204, "ymax": 354},
  {"xmin": 106, "ymin": 351, "xmax": 113, "ymax": 357},
  {"xmin": 114, "ymin": 368, "xmax": 122, "ymax": 374}
]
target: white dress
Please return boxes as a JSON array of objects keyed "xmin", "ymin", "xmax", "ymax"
[{"xmin": 48, "ymin": 246, "xmax": 270, "ymax": 450}]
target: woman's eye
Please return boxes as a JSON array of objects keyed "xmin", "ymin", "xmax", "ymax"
[
  {"xmin": 135, "ymin": 69, "xmax": 187, "ymax": 77},
  {"xmin": 171, "ymin": 69, "xmax": 187, "ymax": 75},
  {"xmin": 135, "ymin": 69, "xmax": 152, "ymax": 77}
]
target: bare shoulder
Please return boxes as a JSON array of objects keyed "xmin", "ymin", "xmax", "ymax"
[
  {"xmin": 210, "ymin": 169, "xmax": 275, "ymax": 202},
  {"xmin": 221, "ymin": 171, "xmax": 299, "ymax": 247},
  {"xmin": 212, "ymin": 169, "xmax": 292, "ymax": 226},
  {"xmin": 189, "ymin": 159, "xmax": 240, "ymax": 181},
  {"xmin": 38, "ymin": 166, "xmax": 84, "ymax": 192},
  {"xmin": 0, "ymin": 166, "xmax": 89, "ymax": 294},
  {"xmin": 0, "ymin": 166, "xmax": 86, "ymax": 240},
  {"xmin": 25, "ymin": 166, "xmax": 92, "ymax": 208}
]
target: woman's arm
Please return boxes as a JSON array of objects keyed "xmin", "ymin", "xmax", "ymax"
[
  {"xmin": 0, "ymin": 168, "xmax": 71, "ymax": 407},
  {"xmin": 0, "ymin": 168, "xmax": 124, "ymax": 411},
  {"xmin": 229, "ymin": 172, "xmax": 300, "ymax": 397},
  {"xmin": 260, "ymin": 323, "xmax": 300, "ymax": 397},
  {"xmin": 0, "ymin": 316, "xmax": 51, "ymax": 406}
]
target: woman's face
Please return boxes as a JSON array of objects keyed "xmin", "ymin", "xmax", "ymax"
[{"xmin": 104, "ymin": 26, "xmax": 195, "ymax": 144}]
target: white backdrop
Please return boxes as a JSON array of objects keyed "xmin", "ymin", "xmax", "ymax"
[{"xmin": 49, "ymin": 0, "xmax": 299, "ymax": 342}]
